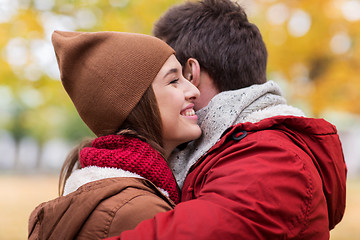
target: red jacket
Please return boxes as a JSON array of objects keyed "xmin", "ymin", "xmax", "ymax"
[{"xmin": 107, "ymin": 116, "xmax": 346, "ymax": 240}]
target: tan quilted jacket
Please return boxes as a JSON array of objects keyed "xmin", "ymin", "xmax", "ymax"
[{"xmin": 28, "ymin": 177, "xmax": 175, "ymax": 240}]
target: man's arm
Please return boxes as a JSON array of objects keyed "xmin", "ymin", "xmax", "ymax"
[{"xmin": 106, "ymin": 131, "xmax": 330, "ymax": 240}]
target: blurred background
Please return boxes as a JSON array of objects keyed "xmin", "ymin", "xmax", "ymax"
[{"xmin": 0, "ymin": 0, "xmax": 359, "ymax": 239}]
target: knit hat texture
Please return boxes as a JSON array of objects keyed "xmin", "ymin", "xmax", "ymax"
[{"xmin": 52, "ymin": 31, "xmax": 175, "ymax": 136}]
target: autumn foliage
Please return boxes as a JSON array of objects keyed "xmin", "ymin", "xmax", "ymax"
[{"xmin": 0, "ymin": 0, "xmax": 359, "ymax": 144}]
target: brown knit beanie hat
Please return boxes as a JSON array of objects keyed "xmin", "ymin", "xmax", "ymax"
[{"xmin": 52, "ymin": 31, "xmax": 175, "ymax": 136}]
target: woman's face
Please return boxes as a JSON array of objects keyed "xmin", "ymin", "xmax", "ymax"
[{"xmin": 152, "ymin": 55, "xmax": 202, "ymax": 155}]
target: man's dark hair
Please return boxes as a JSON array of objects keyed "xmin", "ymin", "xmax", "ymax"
[{"xmin": 153, "ymin": 0, "xmax": 268, "ymax": 92}]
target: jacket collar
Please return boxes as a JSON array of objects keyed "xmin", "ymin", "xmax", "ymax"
[
  {"xmin": 66, "ymin": 135, "xmax": 179, "ymax": 203},
  {"xmin": 169, "ymin": 81, "xmax": 304, "ymax": 189},
  {"xmin": 64, "ymin": 166, "xmax": 170, "ymax": 198}
]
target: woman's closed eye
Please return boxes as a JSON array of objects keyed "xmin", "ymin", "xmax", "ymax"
[{"xmin": 170, "ymin": 78, "xmax": 179, "ymax": 84}]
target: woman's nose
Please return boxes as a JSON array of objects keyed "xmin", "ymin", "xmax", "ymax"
[{"xmin": 184, "ymin": 79, "xmax": 200, "ymax": 100}]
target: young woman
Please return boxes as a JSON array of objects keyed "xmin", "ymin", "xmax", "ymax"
[{"xmin": 28, "ymin": 31, "xmax": 201, "ymax": 240}]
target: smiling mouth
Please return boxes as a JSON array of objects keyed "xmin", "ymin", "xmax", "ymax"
[{"xmin": 181, "ymin": 109, "xmax": 196, "ymax": 116}]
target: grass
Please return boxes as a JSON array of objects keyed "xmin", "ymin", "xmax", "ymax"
[
  {"xmin": 0, "ymin": 174, "xmax": 59, "ymax": 240},
  {"xmin": 0, "ymin": 175, "xmax": 359, "ymax": 239},
  {"xmin": 330, "ymin": 177, "xmax": 360, "ymax": 240}
]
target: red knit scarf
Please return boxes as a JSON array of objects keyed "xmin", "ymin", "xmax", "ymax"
[{"xmin": 80, "ymin": 135, "xmax": 179, "ymax": 203}]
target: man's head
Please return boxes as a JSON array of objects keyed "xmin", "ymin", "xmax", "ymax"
[{"xmin": 153, "ymin": 0, "xmax": 268, "ymax": 96}]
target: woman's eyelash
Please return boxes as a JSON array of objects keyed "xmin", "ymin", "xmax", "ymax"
[{"xmin": 170, "ymin": 78, "xmax": 179, "ymax": 84}]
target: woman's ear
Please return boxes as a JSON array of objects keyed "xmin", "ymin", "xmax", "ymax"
[{"xmin": 184, "ymin": 58, "xmax": 201, "ymax": 87}]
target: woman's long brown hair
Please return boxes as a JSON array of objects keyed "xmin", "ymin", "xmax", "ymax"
[{"xmin": 58, "ymin": 86, "xmax": 163, "ymax": 196}]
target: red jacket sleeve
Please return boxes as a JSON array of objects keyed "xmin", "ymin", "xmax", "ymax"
[{"xmin": 105, "ymin": 130, "xmax": 332, "ymax": 240}]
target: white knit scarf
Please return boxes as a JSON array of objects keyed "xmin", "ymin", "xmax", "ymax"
[{"xmin": 169, "ymin": 81, "xmax": 305, "ymax": 189}]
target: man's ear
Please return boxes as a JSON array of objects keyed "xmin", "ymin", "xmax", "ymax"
[{"xmin": 184, "ymin": 58, "xmax": 201, "ymax": 87}]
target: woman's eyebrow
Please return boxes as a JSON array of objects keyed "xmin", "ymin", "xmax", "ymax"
[{"xmin": 163, "ymin": 68, "xmax": 178, "ymax": 78}]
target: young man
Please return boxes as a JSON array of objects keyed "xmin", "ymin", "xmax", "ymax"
[{"xmin": 107, "ymin": 0, "xmax": 346, "ymax": 239}]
